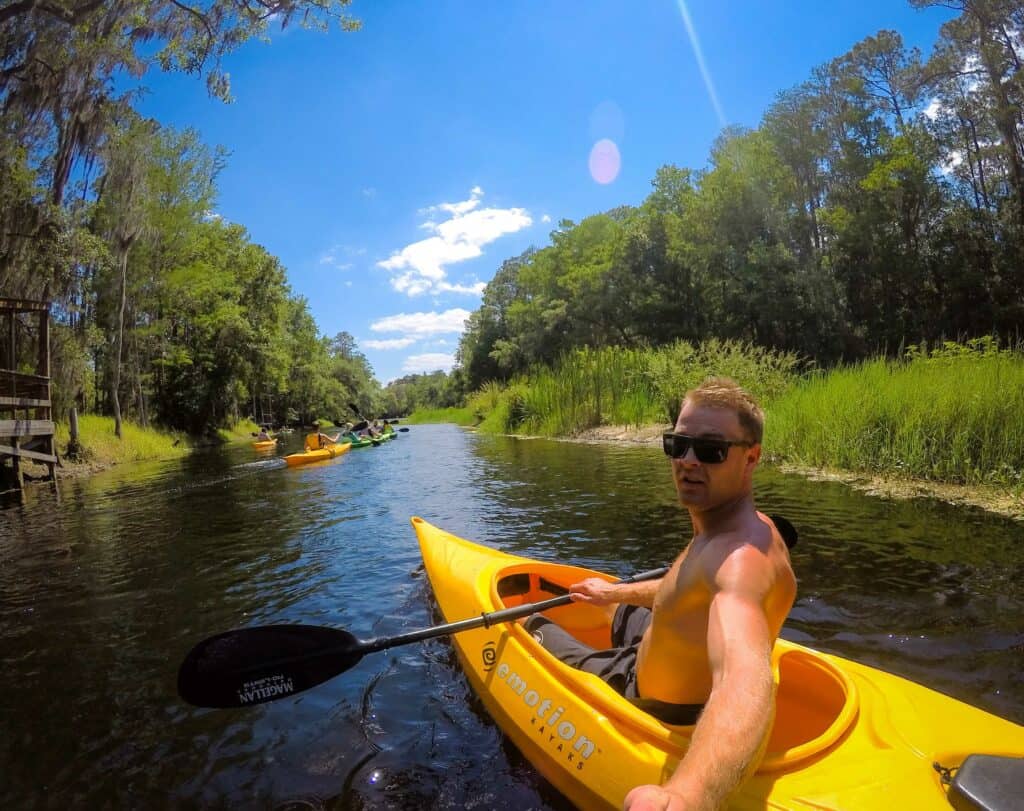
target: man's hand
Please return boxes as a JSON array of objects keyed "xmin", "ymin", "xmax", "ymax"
[
  {"xmin": 568, "ymin": 577, "xmax": 620, "ymax": 605},
  {"xmin": 623, "ymin": 784, "xmax": 705, "ymax": 811}
]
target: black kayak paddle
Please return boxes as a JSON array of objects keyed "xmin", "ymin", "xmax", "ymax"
[
  {"xmin": 177, "ymin": 565, "xmax": 670, "ymax": 709},
  {"xmin": 178, "ymin": 516, "xmax": 798, "ymax": 710}
]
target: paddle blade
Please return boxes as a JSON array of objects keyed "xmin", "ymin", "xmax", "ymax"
[
  {"xmin": 398, "ymin": 427, "xmax": 410, "ymax": 432},
  {"xmin": 177, "ymin": 624, "xmax": 364, "ymax": 708}
]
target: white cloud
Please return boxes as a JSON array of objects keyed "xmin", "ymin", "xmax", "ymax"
[
  {"xmin": 923, "ymin": 98, "xmax": 942, "ymax": 121},
  {"xmin": 362, "ymin": 187, "xmax": 377, "ymax": 198},
  {"xmin": 541, "ymin": 214, "xmax": 552, "ymax": 223},
  {"xmin": 438, "ymin": 280, "xmax": 486, "ymax": 295},
  {"xmin": 370, "ymin": 308, "xmax": 470, "ymax": 336},
  {"xmin": 402, "ymin": 353, "xmax": 456, "ymax": 373},
  {"xmin": 363, "ymin": 337, "xmax": 417, "ymax": 350},
  {"xmin": 420, "ymin": 186, "xmax": 485, "ymax": 218},
  {"xmin": 319, "ymin": 244, "xmax": 364, "ymax": 271},
  {"xmin": 942, "ymin": 149, "xmax": 966, "ymax": 175},
  {"xmin": 378, "ymin": 187, "xmax": 532, "ymax": 296}
]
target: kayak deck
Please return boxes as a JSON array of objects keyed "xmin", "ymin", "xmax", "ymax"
[{"xmin": 412, "ymin": 517, "xmax": 1024, "ymax": 810}]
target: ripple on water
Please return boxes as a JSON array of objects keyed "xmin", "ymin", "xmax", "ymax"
[{"xmin": 1, "ymin": 425, "xmax": 1022, "ymax": 808}]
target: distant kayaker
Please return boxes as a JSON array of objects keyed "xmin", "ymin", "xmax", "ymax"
[
  {"xmin": 256, "ymin": 426, "xmax": 272, "ymax": 441},
  {"xmin": 525, "ymin": 377, "xmax": 796, "ymax": 811},
  {"xmin": 307, "ymin": 421, "xmax": 340, "ymax": 450}
]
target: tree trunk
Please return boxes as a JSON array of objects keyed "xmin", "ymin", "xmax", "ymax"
[
  {"xmin": 974, "ymin": 12, "xmax": 1024, "ymax": 229},
  {"xmin": 132, "ymin": 330, "xmax": 148, "ymax": 428},
  {"xmin": 112, "ymin": 246, "xmax": 128, "ymax": 438}
]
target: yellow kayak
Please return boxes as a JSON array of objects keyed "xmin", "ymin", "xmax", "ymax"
[
  {"xmin": 283, "ymin": 440, "xmax": 351, "ymax": 467},
  {"xmin": 412, "ymin": 517, "xmax": 1024, "ymax": 810},
  {"xmin": 251, "ymin": 439, "xmax": 277, "ymax": 450}
]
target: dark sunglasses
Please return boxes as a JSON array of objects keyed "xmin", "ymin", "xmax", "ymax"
[{"xmin": 662, "ymin": 432, "xmax": 753, "ymax": 463}]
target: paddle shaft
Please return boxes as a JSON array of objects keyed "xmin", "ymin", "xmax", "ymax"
[
  {"xmin": 348, "ymin": 401, "xmax": 369, "ymax": 423},
  {"xmin": 355, "ymin": 564, "xmax": 670, "ymax": 655},
  {"xmin": 178, "ymin": 563, "xmax": 671, "ymax": 708}
]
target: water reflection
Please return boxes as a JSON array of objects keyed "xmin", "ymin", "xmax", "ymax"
[{"xmin": 1, "ymin": 425, "xmax": 1021, "ymax": 809}]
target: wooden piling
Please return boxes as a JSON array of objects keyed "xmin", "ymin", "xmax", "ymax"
[{"xmin": 0, "ymin": 298, "xmax": 57, "ymax": 492}]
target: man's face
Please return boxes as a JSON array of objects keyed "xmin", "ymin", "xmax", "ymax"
[{"xmin": 670, "ymin": 400, "xmax": 760, "ymax": 510}]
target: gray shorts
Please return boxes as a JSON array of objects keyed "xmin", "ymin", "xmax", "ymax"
[{"xmin": 524, "ymin": 605, "xmax": 703, "ymax": 725}]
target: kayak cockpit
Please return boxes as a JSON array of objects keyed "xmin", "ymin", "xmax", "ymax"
[
  {"xmin": 492, "ymin": 563, "xmax": 859, "ymax": 772},
  {"xmin": 762, "ymin": 645, "xmax": 858, "ymax": 769}
]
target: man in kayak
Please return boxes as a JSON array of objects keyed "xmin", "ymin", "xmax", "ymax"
[
  {"xmin": 525, "ymin": 377, "xmax": 796, "ymax": 811},
  {"xmin": 306, "ymin": 421, "xmax": 340, "ymax": 451}
]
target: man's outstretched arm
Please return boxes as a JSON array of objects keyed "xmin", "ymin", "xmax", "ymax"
[{"xmin": 624, "ymin": 547, "xmax": 776, "ymax": 811}]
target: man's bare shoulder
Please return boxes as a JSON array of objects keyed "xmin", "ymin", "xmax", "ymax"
[{"xmin": 697, "ymin": 525, "xmax": 784, "ymax": 596}]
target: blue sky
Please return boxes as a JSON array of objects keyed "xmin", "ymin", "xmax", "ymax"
[{"xmin": 137, "ymin": 0, "xmax": 954, "ymax": 384}]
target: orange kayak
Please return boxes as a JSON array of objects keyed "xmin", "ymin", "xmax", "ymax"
[{"xmin": 251, "ymin": 439, "xmax": 277, "ymax": 450}]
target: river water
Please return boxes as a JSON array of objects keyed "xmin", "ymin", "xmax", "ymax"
[{"xmin": 1, "ymin": 424, "xmax": 1022, "ymax": 809}]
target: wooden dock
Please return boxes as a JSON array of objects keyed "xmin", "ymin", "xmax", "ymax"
[{"xmin": 1, "ymin": 297, "xmax": 57, "ymax": 491}]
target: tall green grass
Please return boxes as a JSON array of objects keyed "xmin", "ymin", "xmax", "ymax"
[
  {"xmin": 54, "ymin": 414, "xmax": 190, "ymax": 465},
  {"xmin": 768, "ymin": 338, "xmax": 1024, "ymax": 488},
  {"xmin": 405, "ymin": 406, "xmax": 477, "ymax": 426},
  {"xmin": 431, "ymin": 337, "xmax": 1021, "ymax": 489},
  {"xmin": 473, "ymin": 339, "xmax": 802, "ymax": 437},
  {"xmin": 217, "ymin": 418, "xmax": 262, "ymax": 443}
]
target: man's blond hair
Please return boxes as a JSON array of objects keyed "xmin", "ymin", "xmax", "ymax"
[{"xmin": 684, "ymin": 377, "xmax": 764, "ymax": 445}]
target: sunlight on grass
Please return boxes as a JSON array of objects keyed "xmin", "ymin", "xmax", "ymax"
[
  {"xmin": 55, "ymin": 415, "xmax": 190, "ymax": 465},
  {"xmin": 455, "ymin": 337, "xmax": 1022, "ymax": 490},
  {"xmin": 768, "ymin": 338, "xmax": 1024, "ymax": 488},
  {"xmin": 216, "ymin": 419, "xmax": 262, "ymax": 443},
  {"xmin": 469, "ymin": 340, "xmax": 801, "ymax": 437},
  {"xmin": 412, "ymin": 338, "xmax": 1023, "ymax": 491},
  {"xmin": 405, "ymin": 406, "xmax": 476, "ymax": 425}
]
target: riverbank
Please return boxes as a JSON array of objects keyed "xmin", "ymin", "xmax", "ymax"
[
  {"xmin": 564, "ymin": 423, "xmax": 1024, "ymax": 522},
  {"xmin": 12, "ymin": 416, "xmax": 256, "ymax": 484},
  {"xmin": 11, "ymin": 417, "xmax": 322, "ymax": 486}
]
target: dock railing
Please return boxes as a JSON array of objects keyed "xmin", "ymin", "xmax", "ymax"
[{"xmin": 0, "ymin": 298, "xmax": 57, "ymax": 491}]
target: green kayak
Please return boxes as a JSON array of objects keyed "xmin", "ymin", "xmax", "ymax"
[{"xmin": 341, "ymin": 427, "xmax": 397, "ymax": 448}]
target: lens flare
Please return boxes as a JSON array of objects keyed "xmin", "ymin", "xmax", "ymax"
[
  {"xmin": 675, "ymin": 0, "xmax": 726, "ymax": 127},
  {"xmin": 589, "ymin": 139, "xmax": 621, "ymax": 185}
]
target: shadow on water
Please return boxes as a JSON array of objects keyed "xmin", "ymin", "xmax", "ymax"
[{"xmin": 1, "ymin": 424, "xmax": 1021, "ymax": 809}]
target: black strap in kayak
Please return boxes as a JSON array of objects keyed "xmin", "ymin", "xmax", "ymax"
[{"xmin": 768, "ymin": 514, "xmax": 798, "ymax": 550}]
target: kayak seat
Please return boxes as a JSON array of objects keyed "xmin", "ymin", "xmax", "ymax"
[{"xmin": 496, "ymin": 567, "xmax": 613, "ymax": 649}]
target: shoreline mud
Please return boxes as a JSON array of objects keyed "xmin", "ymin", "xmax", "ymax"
[{"xmin": 562, "ymin": 424, "xmax": 1023, "ymax": 521}]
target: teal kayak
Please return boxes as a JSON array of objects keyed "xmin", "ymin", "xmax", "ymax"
[{"xmin": 341, "ymin": 427, "xmax": 397, "ymax": 448}]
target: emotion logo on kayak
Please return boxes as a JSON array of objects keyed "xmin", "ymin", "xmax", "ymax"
[
  {"xmin": 496, "ymin": 661, "xmax": 597, "ymax": 771},
  {"xmin": 482, "ymin": 640, "xmax": 497, "ymax": 672}
]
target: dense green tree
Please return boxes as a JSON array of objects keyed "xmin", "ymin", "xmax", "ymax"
[
  {"xmin": 0, "ymin": 1, "xmax": 365, "ymax": 437},
  {"xmin": 454, "ymin": 2, "xmax": 1024, "ymax": 394}
]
